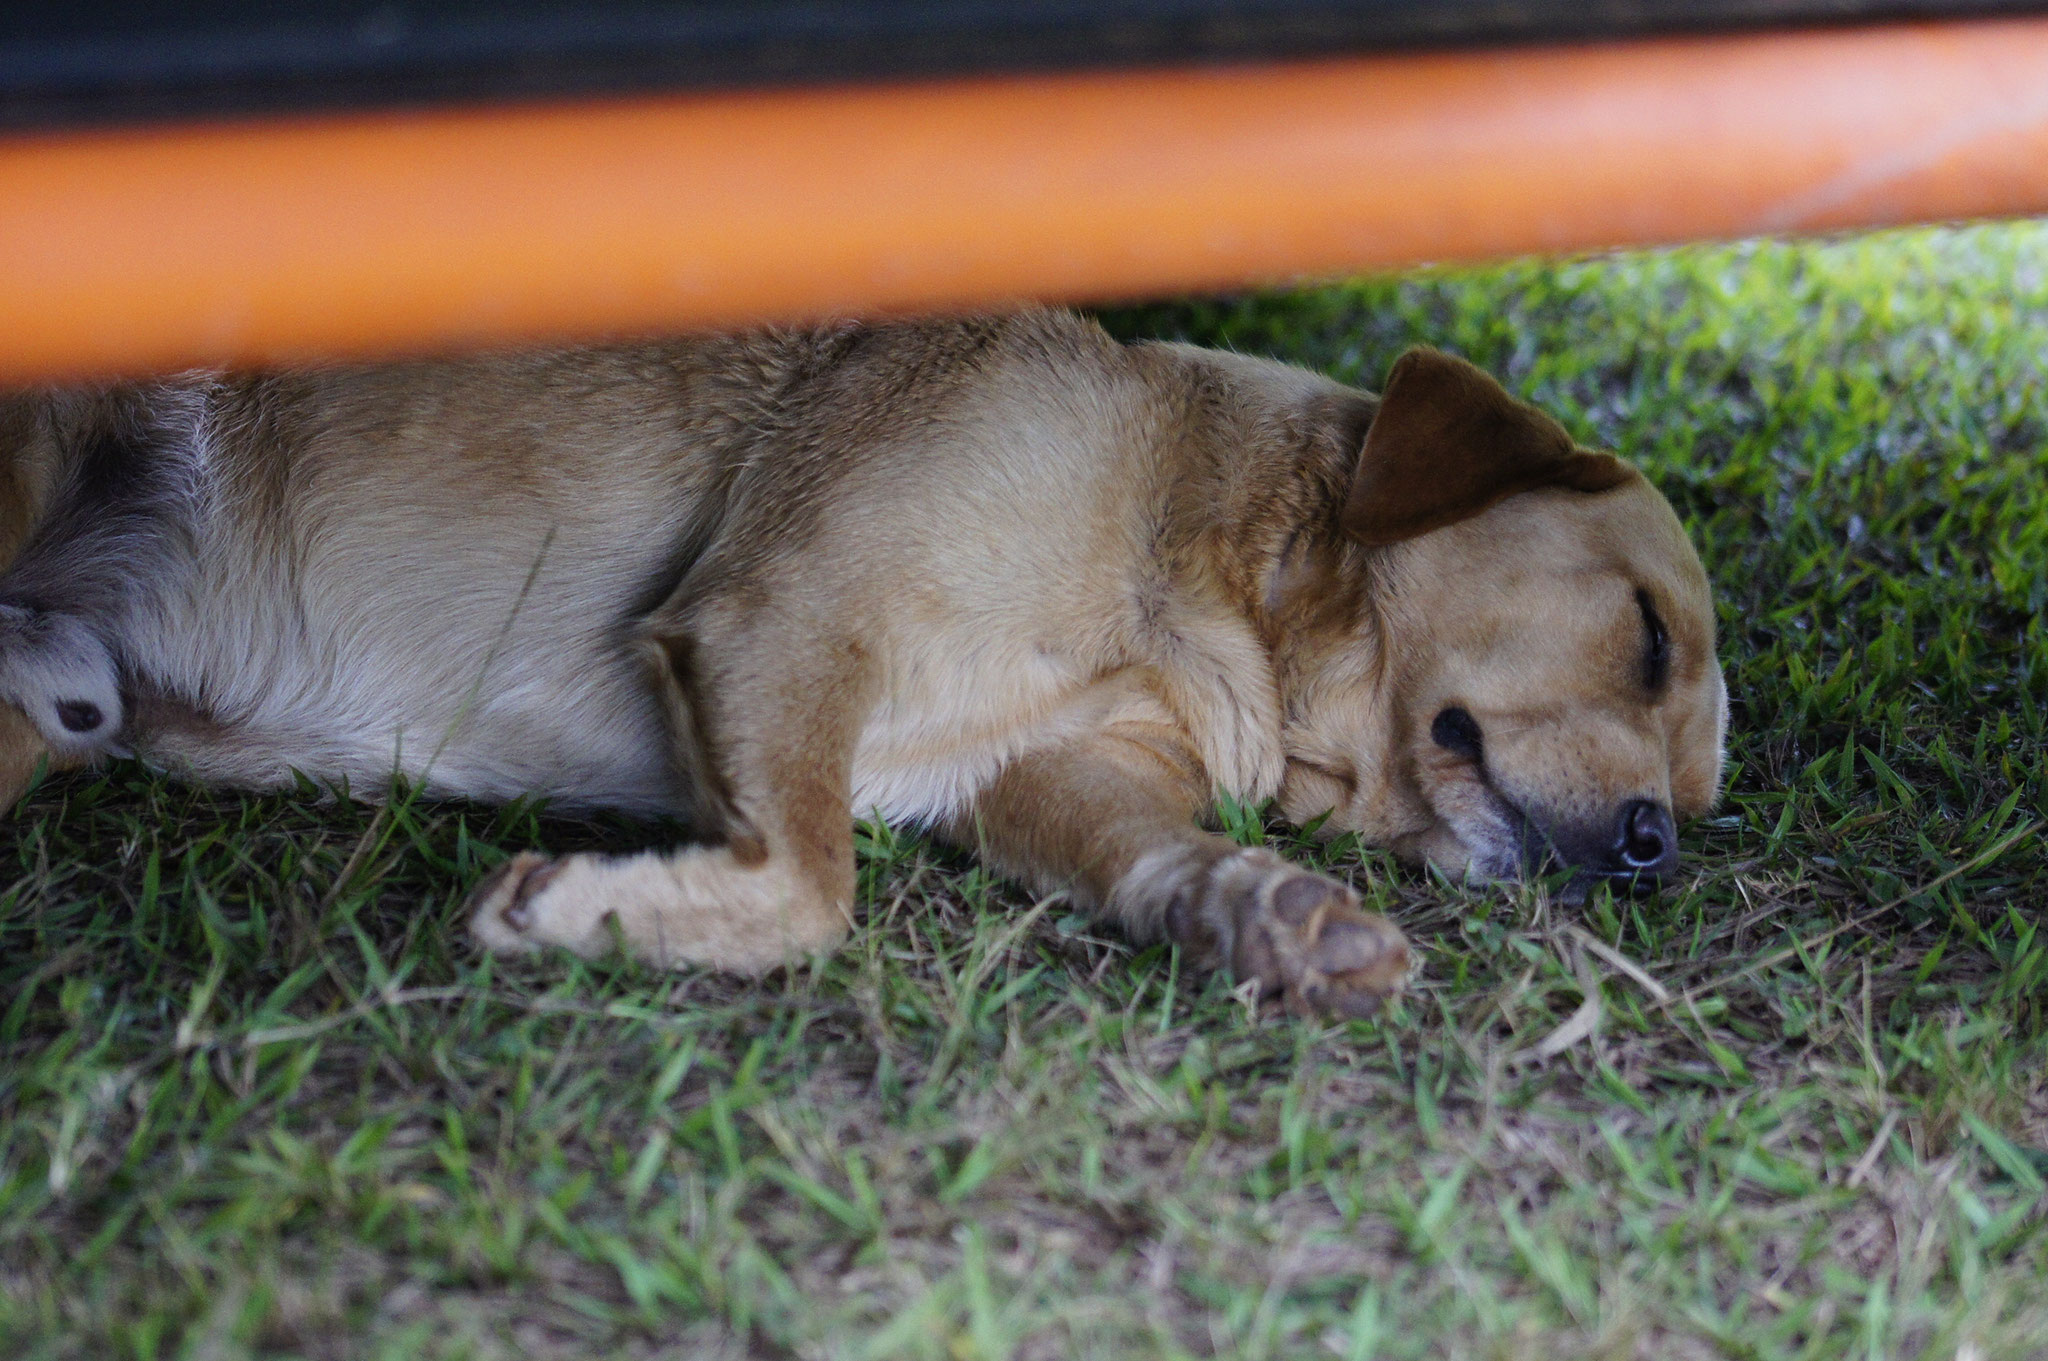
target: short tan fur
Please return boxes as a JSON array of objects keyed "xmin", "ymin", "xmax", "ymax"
[{"xmin": 0, "ymin": 310, "xmax": 1724, "ymax": 1017}]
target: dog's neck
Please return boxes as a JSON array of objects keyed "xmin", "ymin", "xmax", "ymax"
[
  {"xmin": 1146, "ymin": 356, "xmax": 1377, "ymax": 643},
  {"xmin": 1139, "ymin": 350, "xmax": 1406, "ymax": 802}
]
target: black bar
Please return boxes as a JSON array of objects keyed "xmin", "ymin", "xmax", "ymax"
[{"xmin": 5, "ymin": 0, "xmax": 2045, "ymax": 130}]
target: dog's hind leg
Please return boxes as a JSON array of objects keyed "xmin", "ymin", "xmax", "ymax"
[
  {"xmin": 946, "ymin": 716, "xmax": 1411, "ymax": 1018},
  {"xmin": 0, "ymin": 401, "xmax": 200, "ymax": 761},
  {"xmin": 469, "ymin": 600, "xmax": 864, "ymax": 973},
  {"xmin": 0, "ymin": 601, "xmax": 126, "ymax": 755}
]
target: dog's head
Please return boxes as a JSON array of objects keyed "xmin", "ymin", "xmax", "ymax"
[{"xmin": 1273, "ymin": 348, "xmax": 1726, "ymax": 896}]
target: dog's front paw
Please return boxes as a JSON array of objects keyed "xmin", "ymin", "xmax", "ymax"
[
  {"xmin": 468, "ymin": 851, "xmax": 571, "ymax": 956},
  {"xmin": 466, "ymin": 844, "xmax": 850, "ymax": 972},
  {"xmin": 1236, "ymin": 868, "xmax": 1410, "ymax": 1018},
  {"xmin": 1173, "ymin": 849, "xmax": 1410, "ymax": 1019}
]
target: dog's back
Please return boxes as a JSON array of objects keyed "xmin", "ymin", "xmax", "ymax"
[{"xmin": 0, "ymin": 311, "xmax": 1264, "ymax": 821}]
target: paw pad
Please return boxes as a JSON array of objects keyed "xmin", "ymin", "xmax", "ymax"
[{"xmin": 1235, "ymin": 866, "xmax": 1411, "ymax": 1020}]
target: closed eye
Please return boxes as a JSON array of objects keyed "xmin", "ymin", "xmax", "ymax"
[{"xmin": 1636, "ymin": 589, "xmax": 1669, "ymax": 693}]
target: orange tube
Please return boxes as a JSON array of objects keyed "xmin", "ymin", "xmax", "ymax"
[{"xmin": 3, "ymin": 19, "xmax": 2048, "ymax": 382}]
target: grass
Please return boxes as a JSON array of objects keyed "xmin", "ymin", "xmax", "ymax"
[{"xmin": 5, "ymin": 221, "xmax": 2048, "ymax": 1359}]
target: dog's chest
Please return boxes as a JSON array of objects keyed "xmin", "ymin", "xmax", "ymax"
[{"xmin": 847, "ymin": 627, "xmax": 1166, "ymax": 828}]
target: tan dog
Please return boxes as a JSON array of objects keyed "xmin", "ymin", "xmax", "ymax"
[{"xmin": 0, "ymin": 310, "xmax": 1725, "ymax": 1017}]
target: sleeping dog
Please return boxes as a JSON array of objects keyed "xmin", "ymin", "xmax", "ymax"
[{"xmin": 0, "ymin": 310, "xmax": 1726, "ymax": 1017}]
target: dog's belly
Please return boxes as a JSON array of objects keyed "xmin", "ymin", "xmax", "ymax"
[
  {"xmin": 134, "ymin": 632, "xmax": 679, "ymax": 815},
  {"xmin": 129, "ymin": 512, "xmax": 687, "ymax": 815},
  {"xmin": 142, "ymin": 621, "xmax": 1117, "ymax": 828}
]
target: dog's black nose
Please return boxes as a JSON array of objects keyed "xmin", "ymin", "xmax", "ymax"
[{"xmin": 1610, "ymin": 799, "xmax": 1677, "ymax": 881}]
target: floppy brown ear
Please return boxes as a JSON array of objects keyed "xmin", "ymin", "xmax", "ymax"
[{"xmin": 1339, "ymin": 348, "xmax": 1632, "ymax": 547}]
